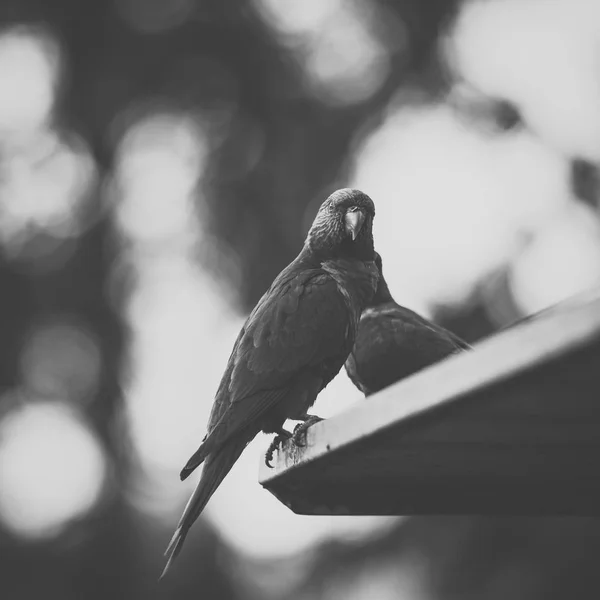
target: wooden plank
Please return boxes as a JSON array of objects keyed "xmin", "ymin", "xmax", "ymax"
[{"xmin": 259, "ymin": 288, "xmax": 600, "ymax": 515}]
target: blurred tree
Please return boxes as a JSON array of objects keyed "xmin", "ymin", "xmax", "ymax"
[
  {"xmin": 0, "ymin": 257, "xmax": 33, "ymax": 391},
  {"xmin": 11, "ymin": 1, "xmax": 598, "ymax": 600},
  {"xmin": 40, "ymin": 0, "xmax": 460, "ymax": 306},
  {"xmin": 571, "ymin": 158, "xmax": 600, "ymax": 211}
]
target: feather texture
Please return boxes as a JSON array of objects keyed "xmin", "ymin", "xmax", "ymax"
[{"xmin": 161, "ymin": 188, "xmax": 379, "ymax": 577}]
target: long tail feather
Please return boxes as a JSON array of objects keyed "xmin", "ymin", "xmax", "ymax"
[
  {"xmin": 180, "ymin": 442, "xmax": 210, "ymax": 481},
  {"xmin": 159, "ymin": 432, "xmax": 253, "ymax": 580}
]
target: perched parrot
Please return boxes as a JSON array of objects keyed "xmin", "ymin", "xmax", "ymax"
[
  {"xmin": 345, "ymin": 253, "xmax": 471, "ymax": 396},
  {"xmin": 161, "ymin": 188, "xmax": 379, "ymax": 578}
]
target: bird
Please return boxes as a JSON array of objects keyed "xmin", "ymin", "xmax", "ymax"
[
  {"xmin": 161, "ymin": 188, "xmax": 379, "ymax": 578},
  {"xmin": 345, "ymin": 252, "xmax": 471, "ymax": 396}
]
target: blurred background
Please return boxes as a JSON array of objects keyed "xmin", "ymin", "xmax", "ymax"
[{"xmin": 1, "ymin": 0, "xmax": 600, "ymax": 598}]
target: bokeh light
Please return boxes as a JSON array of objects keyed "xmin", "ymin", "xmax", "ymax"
[
  {"xmin": 20, "ymin": 319, "xmax": 101, "ymax": 404},
  {"xmin": 351, "ymin": 103, "xmax": 571, "ymax": 312},
  {"xmin": 449, "ymin": 0, "xmax": 600, "ymax": 159},
  {"xmin": 0, "ymin": 25, "xmax": 60, "ymax": 135},
  {"xmin": 0, "ymin": 401, "xmax": 107, "ymax": 540},
  {"xmin": 124, "ymin": 257, "xmax": 241, "ymax": 477},
  {"xmin": 256, "ymin": 0, "xmax": 342, "ymax": 34},
  {"xmin": 255, "ymin": 0, "xmax": 390, "ymax": 105},
  {"xmin": 0, "ymin": 25, "xmax": 95, "ymax": 265},
  {"xmin": 114, "ymin": 111, "xmax": 207, "ymax": 243},
  {"xmin": 0, "ymin": 132, "xmax": 97, "ymax": 261},
  {"xmin": 114, "ymin": 108, "xmax": 217, "ymax": 504},
  {"xmin": 302, "ymin": 4, "xmax": 390, "ymax": 106},
  {"xmin": 510, "ymin": 203, "xmax": 600, "ymax": 313}
]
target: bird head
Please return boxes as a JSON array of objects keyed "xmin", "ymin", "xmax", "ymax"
[{"xmin": 305, "ymin": 188, "xmax": 376, "ymax": 261}]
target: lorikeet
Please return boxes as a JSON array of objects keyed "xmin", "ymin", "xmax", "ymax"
[
  {"xmin": 161, "ymin": 188, "xmax": 379, "ymax": 577},
  {"xmin": 345, "ymin": 253, "xmax": 470, "ymax": 396}
]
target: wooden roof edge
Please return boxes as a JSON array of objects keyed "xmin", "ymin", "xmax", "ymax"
[{"xmin": 259, "ymin": 287, "xmax": 600, "ymax": 486}]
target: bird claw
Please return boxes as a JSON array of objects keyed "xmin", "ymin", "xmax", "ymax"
[
  {"xmin": 265, "ymin": 430, "xmax": 292, "ymax": 468},
  {"xmin": 291, "ymin": 415, "xmax": 323, "ymax": 447},
  {"xmin": 265, "ymin": 418, "xmax": 321, "ymax": 465},
  {"xmin": 264, "ymin": 437, "xmax": 281, "ymax": 468}
]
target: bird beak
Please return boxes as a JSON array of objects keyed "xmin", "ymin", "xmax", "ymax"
[{"xmin": 344, "ymin": 209, "xmax": 366, "ymax": 241}]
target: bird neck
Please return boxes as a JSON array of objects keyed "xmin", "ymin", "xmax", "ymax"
[
  {"xmin": 320, "ymin": 258, "xmax": 379, "ymax": 317},
  {"xmin": 371, "ymin": 275, "xmax": 394, "ymax": 307}
]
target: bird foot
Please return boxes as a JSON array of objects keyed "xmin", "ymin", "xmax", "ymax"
[
  {"xmin": 265, "ymin": 430, "xmax": 292, "ymax": 468},
  {"xmin": 291, "ymin": 415, "xmax": 323, "ymax": 447}
]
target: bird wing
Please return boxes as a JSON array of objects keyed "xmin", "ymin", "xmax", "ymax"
[
  {"xmin": 199, "ymin": 266, "xmax": 353, "ymax": 454},
  {"xmin": 346, "ymin": 302, "xmax": 471, "ymax": 396},
  {"xmin": 389, "ymin": 305, "xmax": 471, "ymax": 352},
  {"xmin": 445, "ymin": 329, "xmax": 472, "ymax": 351}
]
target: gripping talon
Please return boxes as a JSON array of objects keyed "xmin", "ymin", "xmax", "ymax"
[
  {"xmin": 265, "ymin": 436, "xmax": 282, "ymax": 468},
  {"xmin": 291, "ymin": 415, "xmax": 323, "ymax": 447},
  {"xmin": 264, "ymin": 429, "xmax": 292, "ymax": 468}
]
